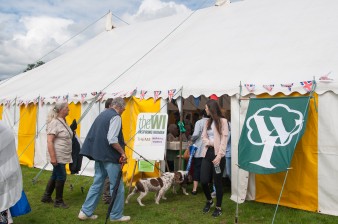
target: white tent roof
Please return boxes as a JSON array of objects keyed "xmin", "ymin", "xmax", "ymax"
[{"xmin": 1, "ymin": 0, "xmax": 338, "ymax": 103}]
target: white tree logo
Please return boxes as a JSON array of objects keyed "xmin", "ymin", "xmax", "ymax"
[{"xmin": 246, "ymin": 104, "xmax": 304, "ymax": 169}]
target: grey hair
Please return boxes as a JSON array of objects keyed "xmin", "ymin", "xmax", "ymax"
[
  {"xmin": 47, "ymin": 102, "xmax": 68, "ymax": 123},
  {"xmin": 111, "ymin": 97, "xmax": 125, "ymax": 109}
]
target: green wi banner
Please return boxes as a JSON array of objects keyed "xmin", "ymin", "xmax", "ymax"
[
  {"xmin": 238, "ymin": 97, "xmax": 310, "ymax": 174},
  {"xmin": 138, "ymin": 160, "xmax": 155, "ymax": 172}
]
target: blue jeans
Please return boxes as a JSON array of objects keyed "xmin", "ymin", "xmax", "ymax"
[
  {"xmin": 51, "ymin": 163, "xmax": 67, "ymax": 181},
  {"xmin": 81, "ymin": 161, "xmax": 124, "ymax": 220},
  {"xmin": 225, "ymin": 157, "xmax": 231, "ymax": 179}
]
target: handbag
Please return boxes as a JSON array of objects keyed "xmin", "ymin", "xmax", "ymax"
[
  {"xmin": 9, "ymin": 190, "xmax": 31, "ymax": 217},
  {"xmin": 183, "ymin": 148, "xmax": 190, "ymax": 160}
]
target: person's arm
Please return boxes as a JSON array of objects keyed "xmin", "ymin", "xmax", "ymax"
[
  {"xmin": 108, "ymin": 116, "xmax": 126, "ymax": 160},
  {"xmin": 191, "ymin": 120, "xmax": 202, "ymax": 143},
  {"xmin": 47, "ymin": 134, "xmax": 57, "ymax": 165},
  {"xmin": 202, "ymin": 122, "xmax": 214, "ymax": 147},
  {"xmin": 212, "ymin": 119, "xmax": 228, "ymax": 165}
]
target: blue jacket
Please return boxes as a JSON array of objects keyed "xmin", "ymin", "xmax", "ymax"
[{"xmin": 80, "ymin": 109, "xmax": 125, "ymax": 163}]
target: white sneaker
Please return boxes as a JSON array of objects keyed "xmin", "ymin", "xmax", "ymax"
[
  {"xmin": 111, "ymin": 216, "xmax": 131, "ymax": 222},
  {"xmin": 78, "ymin": 210, "xmax": 98, "ymax": 220}
]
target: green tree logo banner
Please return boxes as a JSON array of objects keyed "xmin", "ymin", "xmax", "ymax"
[{"xmin": 238, "ymin": 97, "xmax": 310, "ymax": 174}]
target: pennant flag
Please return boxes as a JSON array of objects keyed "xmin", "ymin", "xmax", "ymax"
[
  {"xmin": 244, "ymin": 84, "xmax": 255, "ymax": 92},
  {"xmin": 281, "ymin": 83, "xmax": 294, "ymax": 91},
  {"xmin": 96, "ymin": 92, "xmax": 106, "ymax": 102},
  {"xmin": 33, "ymin": 97, "xmax": 39, "ymax": 104},
  {"xmin": 238, "ymin": 97, "xmax": 310, "ymax": 174},
  {"xmin": 154, "ymin": 91, "xmax": 161, "ymax": 102},
  {"xmin": 40, "ymin": 97, "xmax": 45, "ymax": 106},
  {"xmin": 300, "ymin": 81, "xmax": 313, "ymax": 92},
  {"xmin": 81, "ymin": 93, "xmax": 87, "ymax": 103},
  {"xmin": 129, "ymin": 88, "xmax": 137, "ymax": 97},
  {"xmin": 263, "ymin": 84, "xmax": 274, "ymax": 92},
  {"xmin": 139, "ymin": 90, "xmax": 147, "ymax": 101},
  {"xmin": 63, "ymin": 95, "xmax": 68, "ymax": 103},
  {"xmin": 18, "ymin": 100, "xmax": 24, "ymax": 106},
  {"xmin": 168, "ymin": 89, "xmax": 176, "ymax": 102},
  {"xmin": 194, "ymin": 96, "xmax": 200, "ymax": 107},
  {"xmin": 319, "ymin": 71, "xmax": 333, "ymax": 82}
]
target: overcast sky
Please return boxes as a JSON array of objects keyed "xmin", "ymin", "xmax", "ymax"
[{"xmin": 0, "ymin": 0, "xmax": 214, "ymax": 80}]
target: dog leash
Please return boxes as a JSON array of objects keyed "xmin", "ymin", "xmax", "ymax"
[{"xmin": 105, "ymin": 157, "xmax": 126, "ymax": 224}]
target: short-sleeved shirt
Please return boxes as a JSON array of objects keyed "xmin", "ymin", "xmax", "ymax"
[{"xmin": 46, "ymin": 118, "xmax": 73, "ymax": 164}]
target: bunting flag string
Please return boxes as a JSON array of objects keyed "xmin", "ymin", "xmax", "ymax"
[
  {"xmin": 139, "ymin": 90, "xmax": 147, "ymax": 101},
  {"xmin": 244, "ymin": 84, "xmax": 255, "ymax": 92},
  {"xmin": 194, "ymin": 96, "xmax": 200, "ymax": 107},
  {"xmin": 63, "ymin": 95, "xmax": 68, "ymax": 103},
  {"xmin": 91, "ymin": 92, "xmax": 97, "ymax": 96},
  {"xmin": 154, "ymin": 91, "xmax": 161, "ymax": 102},
  {"xmin": 40, "ymin": 97, "xmax": 45, "ymax": 106},
  {"xmin": 319, "ymin": 71, "xmax": 334, "ymax": 82},
  {"xmin": 263, "ymin": 84, "xmax": 274, "ymax": 92},
  {"xmin": 168, "ymin": 89, "xmax": 176, "ymax": 102},
  {"xmin": 300, "ymin": 81, "xmax": 313, "ymax": 92},
  {"xmin": 81, "ymin": 93, "xmax": 87, "ymax": 103},
  {"xmin": 96, "ymin": 92, "xmax": 106, "ymax": 102},
  {"xmin": 281, "ymin": 83, "xmax": 294, "ymax": 91}
]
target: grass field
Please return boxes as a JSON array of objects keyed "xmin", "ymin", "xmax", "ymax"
[{"xmin": 11, "ymin": 166, "xmax": 338, "ymax": 224}]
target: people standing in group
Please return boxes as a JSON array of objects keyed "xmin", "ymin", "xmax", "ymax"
[
  {"xmin": 102, "ymin": 98, "xmax": 113, "ymax": 205},
  {"xmin": 78, "ymin": 97, "xmax": 130, "ymax": 222},
  {"xmin": 200, "ymin": 100, "xmax": 228, "ymax": 218},
  {"xmin": 41, "ymin": 102, "xmax": 73, "ymax": 209},
  {"xmin": 190, "ymin": 110, "xmax": 209, "ymax": 195}
]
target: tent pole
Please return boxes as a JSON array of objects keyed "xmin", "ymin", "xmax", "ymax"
[{"xmin": 178, "ymin": 88, "xmax": 183, "ymax": 170}]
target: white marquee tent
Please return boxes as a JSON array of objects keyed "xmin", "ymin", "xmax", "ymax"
[{"xmin": 0, "ymin": 0, "xmax": 338, "ymax": 216}]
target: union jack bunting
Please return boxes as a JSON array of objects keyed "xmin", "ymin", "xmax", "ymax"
[
  {"xmin": 319, "ymin": 71, "xmax": 333, "ymax": 81},
  {"xmin": 18, "ymin": 100, "xmax": 24, "ymax": 106},
  {"xmin": 33, "ymin": 97, "xmax": 39, "ymax": 104},
  {"xmin": 140, "ymin": 90, "xmax": 147, "ymax": 101},
  {"xmin": 81, "ymin": 93, "xmax": 87, "ymax": 103},
  {"xmin": 281, "ymin": 83, "xmax": 293, "ymax": 91},
  {"xmin": 300, "ymin": 81, "xmax": 313, "ymax": 92},
  {"xmin": 263, "ymin": 84, "xmax": 274, "ymax": 92},
  {"xmin": 91, "ymin": 92, "xmax": 97, "ymax": 96},
  {"xmin": 168, "ymin": 89, "xmax": 176, "ymax": 102},
  {"xmin": 96, "ymin": 92, "xmax": 106, "ymax": 102},
  {"xmin": 40, "ymin": 97, "xmax": 45, "ymax": 106},
  {"xmin": 154, "ymin": 91, "xmax": 161, "ymax": 102},
  {"xmin": 129, "ymin": 88, "xmax": 137, "ymax": 97},
  {"xmin": 63, "ymin": 95, "xmax": 68, "ymax": 103},
  {"xmin": 244, "ymin": 84, "xmax": 255, "ymax": 92}
]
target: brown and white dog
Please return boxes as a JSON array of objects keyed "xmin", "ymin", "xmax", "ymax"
[
  {"xmin": 125, "ymin": 172, "xmax": 175, "ymax": 206},
  {"xmin": 173, "ymin": 170, "xmax": 192, "ymax": 195}
]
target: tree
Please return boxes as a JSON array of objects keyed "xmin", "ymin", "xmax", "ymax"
[{"xmin": 23, "ymin": 61, "xmax": 45, "ymax": 72}]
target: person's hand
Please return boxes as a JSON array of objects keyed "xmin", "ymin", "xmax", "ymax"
[
  {"xmin": 50, "ymin": 158, "xmax": 57, "ymax": 166},
  {"xmin": 212, "ymin": 155, "xmax": 221, "ymax": 166},
  {"xmin": 120, "ymin": 153, "xmax": 127, "ymax": 163}
]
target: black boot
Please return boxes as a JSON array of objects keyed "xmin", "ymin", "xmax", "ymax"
[
  {"xmin": 54, "ymin": 180, "xmax": 69, "ymax": 209},
  {"xmin": 41, "ymin": 179, "xmax": 55, "ymax": 203}
]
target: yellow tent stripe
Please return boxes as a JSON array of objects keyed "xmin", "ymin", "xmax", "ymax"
[
  {"xmin": 122, "ymin": 97, "xmax": 161, "ymax": 185},
  {"xmin": 255, "ymin": 93, "xmax": 318, "ymax": 212},
  {"xmin": 17, "ymin": 104, "xmax": 37, "ymax": 167},
  {"xmin": 0, "ymin": 105, "xmax": 3, "ymax": 120}
]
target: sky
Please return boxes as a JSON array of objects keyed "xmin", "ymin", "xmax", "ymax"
[{"xmin": 0, "ymin": 0, "xmax": 214, "ymax": 81}]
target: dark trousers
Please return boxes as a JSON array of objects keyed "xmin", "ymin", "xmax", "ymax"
[
  {"xmin": 51, "ymin": 163, "xmax": 67, "ymax": 181},
  {"xmin": 200, "ymin": 147, "xmax": 225, "ymax": 207}
]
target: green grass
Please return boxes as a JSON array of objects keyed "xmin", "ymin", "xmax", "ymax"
[{"xmin": 13, "ymin": 166, "xmax": 338, "ymax": 224}]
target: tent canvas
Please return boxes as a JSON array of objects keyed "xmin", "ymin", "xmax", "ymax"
[{"xmin": 0, "ymin": 0, "xmax": 338, "ymax": 216}]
